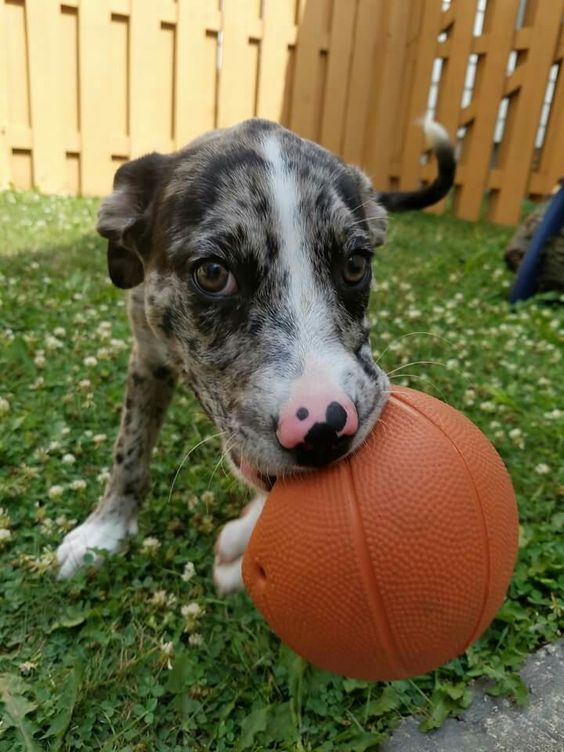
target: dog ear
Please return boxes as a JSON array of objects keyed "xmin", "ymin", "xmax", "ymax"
[
  {"xmin": 347, "ymin": 167, "xmax": 388, "ymax": 248},
  {"xmin": 97, "ymin": 153, "xmax": 170, "ymax": 289}
]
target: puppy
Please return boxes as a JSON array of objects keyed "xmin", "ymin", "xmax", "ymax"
[{"xmin": 57, "ymin": 118, "xmax": 455, "ymax": 590}]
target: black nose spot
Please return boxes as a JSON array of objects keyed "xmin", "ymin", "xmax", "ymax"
[
  {"xmin": 296, "ymin": 407, "xmax": 309, "ymax": 421},
  {"xmin": 326, "ymin": 401, "xmax": 347, "ymax": 432}
]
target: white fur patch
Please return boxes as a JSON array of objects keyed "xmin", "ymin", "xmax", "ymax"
[
  {"xmin": 420, "ymin": 115, "xmax": 450, "ymax": 149},
  {"xmin": 57, "ymin": 514, "xmax": 138, "ymax": 578}
]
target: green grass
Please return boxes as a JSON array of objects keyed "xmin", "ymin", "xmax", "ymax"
[{"xmin": 0, "ymin": 189, "xmax": 562, "ymax": 752}]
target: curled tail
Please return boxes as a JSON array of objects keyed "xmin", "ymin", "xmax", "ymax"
[{"xmin": 378, "ymin": 118, "xmax": 456, "ymax": 212}]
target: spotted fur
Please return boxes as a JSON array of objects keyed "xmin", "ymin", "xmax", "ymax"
[{"xmin": 57, "ymin": 118, "xmax": 455, "ymax": 582}]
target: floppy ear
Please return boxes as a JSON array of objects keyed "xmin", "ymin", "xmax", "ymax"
[
  {"xmin": 97, "ymin": 152, "xmax": 170, "ymax": 289},
  {"xmin": 349, "ymin": 167, "xmax": 388, "ymax": 248}
]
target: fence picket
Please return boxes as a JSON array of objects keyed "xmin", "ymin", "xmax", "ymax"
[
  {"xmin": 455, "ymin": 0, "xmax": 520, "ymax": 220},
  {"xmin": 428, "ymin": 0, "xmax": 477, "ymax": 213},
  {"xmin": 175, "ymin": 0, "xmax": 221, "ymax": 146},
  {"xmin": 25, "ymin": 0, "xmax": 66, "ymax": 192},
  {"xmin": 0, "ymin": 1, "xmax": 10, "ymax": 188},
  {"xmin": 320, "ymin": 0, "xmax": 357, "ymax": 154},
  {"xmin": 79, "ymin": 0, "xmax": 114, "ymax": 195},
  {"xmin": 256, "ymin": 0, "xmax": 296, "ymax": 122},
  {"xmin": 488, "ymin": 1, "xmax": 562, "ymax": 224},
  {"xmin": 218, "ymin": 0, "xmax": 261, "ymax": 128}
]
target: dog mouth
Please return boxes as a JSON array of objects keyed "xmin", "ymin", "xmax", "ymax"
[{"xmin": 229, "ymin": 449, "xmax": 277, "ymax": 491}]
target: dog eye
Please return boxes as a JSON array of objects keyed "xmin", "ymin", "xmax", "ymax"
[
  {"xmin": 342, "ymin": 253, "xmax": 369, "ymax": 285},
  {"xmin": 193, "ymin": 261, "xmax": 238, "ymax": 296}
]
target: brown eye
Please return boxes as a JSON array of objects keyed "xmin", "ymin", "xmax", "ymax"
[
  {"xmin": 193, "ymin": 261, "xmax": 238, "ymax": 296},
  {"xmin": 342, "ymin": 253, "xmax": 369, "ymax": 285}
]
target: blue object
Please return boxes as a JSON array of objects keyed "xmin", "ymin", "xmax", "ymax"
[{"xmin": 509, "ymin": 180, "xmax": 564, "ymax": 303}]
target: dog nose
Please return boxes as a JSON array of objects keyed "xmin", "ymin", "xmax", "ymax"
[{"xmin": 277, "ymin": 396, "xmax": 358, "ymax": 467}]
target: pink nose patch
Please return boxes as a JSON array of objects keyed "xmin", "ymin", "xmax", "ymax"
[{"xmin": 277, "ymin": 393, "xmax": 358, "ymax": 450}]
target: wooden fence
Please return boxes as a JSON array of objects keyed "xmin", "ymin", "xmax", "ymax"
[{"xmin": 0, "ymin": 0, "xmax": 562, "ymax": 224}]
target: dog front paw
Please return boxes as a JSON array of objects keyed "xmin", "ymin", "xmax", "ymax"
[
  {"xmin": 57, "ymin": 513, "xmax": 138, "ymax": 578},
  {"xmin": 213, "ymin": 495, "xmax": 266, "ymax": 594}
]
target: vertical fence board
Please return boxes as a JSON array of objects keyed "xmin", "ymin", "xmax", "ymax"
[
  {"xmin": 320, "ymin": 0, "xmax": 357, "ymax": 155},
  {"xmin": 530, "ymin": 60, "xmax": 564, "ymax": 196},
  {"xmin": 362, "ymin": 0, "xmax": 411, "ymax": 187},
  {"xmin": 256, "ymin": 0, "xmax": 296, "ymax": 122},
  {"xmin": 218, "ymin": 0, "xmax": 261, "ymax": 128},
  {"xmin": 175, "ymin": 0, "xmax": 220, "ymax": 146},
  {"xmin": 25, "ymin": 0, "xmax": 66, "ymax": 192},
  {"xmin": 398, "ymin": 0, "xmax": 443, "ymax": 191},
  {"xmin": 0, "ymin": 1, "xmax": 10, "ymax": 188},
  {"xmin": 455, "ymin": 0, "xmax": 520, "ymax": 220},
  {"xmin": 290, "ymin": 0, "xmax": 327, "ymax": 140},
  {"xmin": 79, "ymin": 0, "xmax": 115, "ymax": 195},
  {"xmin": 488, "ymin": 1, "xmax": 562, "ymax": 224},
  {"xmin": 129, "ymin": 0, "xmax": 173, "ymax": 157},
  {"xmin": 341, "ymin": 0, "xmax": 380, "ymax": 166},
  {"xmin": 429, "ymin": 0, "xmax": 477, "ymax": 213}
]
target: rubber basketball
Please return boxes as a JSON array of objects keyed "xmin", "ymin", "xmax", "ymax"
[{"xmin": 242, "ymin": 386, "xmax": 519, "ymax": 680}]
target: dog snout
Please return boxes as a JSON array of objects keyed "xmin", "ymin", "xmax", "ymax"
[{"xmin": 276, "ymin": 393, "xmax": 358, "ymax": 467}]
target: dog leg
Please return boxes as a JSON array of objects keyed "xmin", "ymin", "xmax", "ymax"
[
  {"xmin": 213, "ymin": 495, "xmax": 266, "ymax": 594},
  {"xmin": 57, "ymin": 292, "xmax": 176, "ymax": 577}
]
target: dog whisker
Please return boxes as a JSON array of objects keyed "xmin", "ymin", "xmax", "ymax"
[
  {"xmin": 388, "ymin": 372, "xmax": 450, "ymax": 402},
  {"xmin": 167, "ymin": 431, "xmax": 225, "ymax": 506},
  {"xmin": 374, "ymin": 330, "xmax": 457, "ymax": 366}
]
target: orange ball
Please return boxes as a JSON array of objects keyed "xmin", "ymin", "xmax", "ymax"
[{"xmin": 242, "ymin": 386, "xmax": 519, "ymax": 680}]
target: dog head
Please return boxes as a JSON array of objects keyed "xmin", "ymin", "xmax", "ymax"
[{"xmin": 98, "ymin": 119, "xmax": 454, "ymax": 489}]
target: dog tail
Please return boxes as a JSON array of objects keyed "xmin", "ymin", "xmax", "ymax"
[{"xmin": 377, "ymin": 117, "xmax": 456, "ymax": 212}]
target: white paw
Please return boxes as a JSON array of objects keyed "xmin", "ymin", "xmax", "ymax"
[
  {"xmin": 57, "ymin": 514, "xmax": 138, "ymax": 578},
  {"xmin": 213, "ymin": 495, "xmax": 265, "ymax": 594}
]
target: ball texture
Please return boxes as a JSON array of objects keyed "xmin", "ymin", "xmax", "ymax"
[{"xmin": 242, "ymin": 386, "xmax": 518, "ymax": 680}]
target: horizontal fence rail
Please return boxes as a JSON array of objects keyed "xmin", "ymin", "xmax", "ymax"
[{"xmin": 0, "ymin": 0, "xmax": 562, "ymax": 224}]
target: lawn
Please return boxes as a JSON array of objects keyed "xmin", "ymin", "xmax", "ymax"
[{"xmin": 0, "ymin": 189, "xmax": 562, "ymax": 751}]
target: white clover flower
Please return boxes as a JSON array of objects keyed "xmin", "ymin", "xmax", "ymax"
[
  {"xmin": 62, "ymin": 453, "xmax": 76, "ymax": 464},
  {"xmin": 97, "ymin": 470, "xmax": 110, "ymax": 484},
  {"xmin": 479, "ymin": 401, "xmax": 496, "ymax": 413},
  {"xmin": 141, "ymin": 536, "xmax": 161, "ymax": 553},
  {"xmin": 535, "ymin": 463, "xmax": 551, "ymax": 475},
  {"xmin": 201, "ymin": 491, "xmax": 215, "ymax": 506},
  {"xmin": 93, "ymin": 433, "xmax": 107, "ymax": 444},
  {"xmin": 0, "ymin": 528, "xmax": 12, "ymax": 543},
  {"xmin": 406, "ymin": 308, "xmax": 421, "ymax": 320},
  {"xmin": 110, "ymin": 338, "xmax": 128, "ymax": 351},
  {"xmin": 446, "ymin": 359, "xmax": 459, "ymax": 371},
  {"xmin": 70, "ymin": 479, "xmax": 87, "ymax": 491},
  {"xmin": 45, "ymin": 335, "xmax": 63, "ymax": 350},
  {"xmin": 508, "ymin": 428, "xmax": 525, "ymax": 448},
  {"xmin": 544, "ymin": 409, "xmax": 562, "ymax": 420},
  {"xmin": 181, "ymin": 561, "xmax": 196, "ymax": 582},
  {"xmin": 79, "ymin": 379, "xmax": 91, "ymax": 390},
  {"xmin": 463, "ymin": 389, "xmax": 476, "ymax": 406},
  {"xmin": 96, "ymin": 347, "xmax": 111, "ymax": 360},
  {"xmin": 150, "ymin": 590, "xmax": 168, "ymax": 607},
  {"xmin": 0, "ymin": 397, "xmax": 10, "ymax": 414},
  {"xmin": 61, "ymin": 426, "xmax": 71, "ymax": 435},
  {"xmin": 83, "ymin": 356, "xmax": 98, "ymax": 367},
  {"xmin": 19, "ymin": 661, "xmax": 37, "ymax": 675},
  {"xmin": 189, "ymin": 633, "xmax": 204, "ymax": 647},
  {"xmin": 181, "ymin": 602, "xmax": 202, "ymax": 619},
  {"xmin": 160, "ymin": 640, "xmax": 174, "ymax": 657},
  {"xmin": 54, "ymin": 326, "xmax": 66, "ymax": 338},
  {"xmin": 34, "ymin": 353, "xmax": 46, "ymax": 368},
  {"xmin": 48, "ymin": 485, "xmax": 64, "ymax": 498}
]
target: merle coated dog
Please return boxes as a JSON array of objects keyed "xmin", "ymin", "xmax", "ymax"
[{"xmin": 57, "ymin": 118, "xmax": 455, "ymax": 591}]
